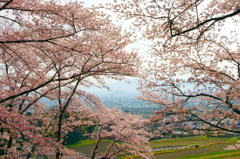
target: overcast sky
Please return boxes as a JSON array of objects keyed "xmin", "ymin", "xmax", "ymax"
[
  {"xmin": 60, "ymin": 0, "xmax": 114, "ymax": 6},
  {"xmin": 82, "ymin": 0, "xmax": 114, "ymax": 6}
]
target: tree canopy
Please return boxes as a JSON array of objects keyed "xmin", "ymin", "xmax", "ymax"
[
  {"xmin": 0, "ymin": 0, "xmax": 152, "ymax": 158},
  {"xmin": 110, "ymin": 0, "xmax": 240, "ymax": 134},
  {"xmin": 1, "ymin": 0, "xmax": 240, "ymax": 158}
]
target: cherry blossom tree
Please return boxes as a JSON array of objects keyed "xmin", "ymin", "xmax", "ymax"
[
  {"xmin": 0, "ymin": 0, "xmax": 153, "ymax": 158},
  {"xmin": 110, "ymin": 0, "xmax": 240, "ymax": 134},
  {"xmin": 85, "ymin": 105, "xmax": 153, "ymax": 159}
]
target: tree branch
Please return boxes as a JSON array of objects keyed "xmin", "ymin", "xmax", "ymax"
[
  {"xmin": 171, "ymin": 9, "xmax": 240, "ymax": 37},
  {"xmin": 0, "ymin": 0, "xmax": 14, "ymax": 11}
]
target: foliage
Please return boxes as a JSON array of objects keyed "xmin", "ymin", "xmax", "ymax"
[
  {"xmin": 110, "ymin": 0, "xmax": 240, "ymax": 134},
  {"xmin": 0, "ymin": 0, "xmax": 153, "ymax": 158},
  {"xmin": 86, "ymin": 106, "xmax": 153, "ymax": 159},
  {"xmin": 65, "ymin": 126, "xmax": 95, "ymax": 145}
]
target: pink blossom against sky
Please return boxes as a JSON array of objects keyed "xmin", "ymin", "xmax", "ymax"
[{"xmin": 60, "ymin": 0, "xmax": 115, "ymax": 6}]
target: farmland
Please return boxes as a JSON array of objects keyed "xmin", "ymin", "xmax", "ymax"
[{"xmin": 67, "ymin": 135, "xmax": 240, "ymax": 158}]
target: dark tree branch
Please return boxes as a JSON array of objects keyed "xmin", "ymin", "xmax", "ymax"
[
  {"xmin": 0, "ymin": 29, "xmax": 88, "ymax": 44},
  {"xmin": 170, "ymin": 9, "xmax": 240, "ymax": 37},
  {"xmin": 0, "ymin": 0, "xmax": 14, "ymax": 11}
]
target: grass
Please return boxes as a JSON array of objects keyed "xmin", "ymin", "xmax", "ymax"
[
  {"xmin": 153, "ymin": 142, "xmax": 235, "ymax": 159},
  {"xmin": 137, "ymin": 113, "xmax": 152, "ymax": 117},
  {"xmin": 68, "ymin": 141, "xmax": 112, "ymax": 156},
  {"xmin": 66, "ymin": 139, "xmax": 112, "ymax": 156},
  {"xmin": 149, "ymin": 136, "xmax": 231, "ymax": 149},
  {"xmin": 66, "ymin": 140, "xmax": 96, "ymax": 148},
  {"xmin": 131, "ymin": 136, "xmax": 239, "ymax": 159},
  {"xmin": 177, "ymin": 150, "xmax": 240, "ymax": 159},
  {"xmin": 67, "ymin": 136, "xmax": 240, "ymax": 159}
]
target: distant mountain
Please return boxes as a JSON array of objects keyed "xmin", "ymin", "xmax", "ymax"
[
  {"xmin": 105, "ymin": 90, "xmax": 139, "ymax": 97},
  {"xmin": 40, "ymin": 97, "xmax": 57, "ymax": 108},
  {"xmin": 107, "ymin": 80, "xmax": 139, "ymax": 93},
  {"xmin": 80, "ymin": 79, "xmax": 140, "ymax": 96},
  {"xmin": 39, "ymin": 80, "xmax": 158, "ymax": 109}
]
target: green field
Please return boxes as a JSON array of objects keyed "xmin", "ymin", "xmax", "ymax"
[
  {"xmin": 153, "ymin": 142, "xmax": 237, "ymax": 159},
  {"xmin": 177, "ymin": 150, "xmax": 240, "ymax": 159},
  {"xmin": 66, "ymin": 140, "xmax": 112, "ymax": 156},
  {"xmin": 67, "ymin": 136, "xmax": 240, "ymax": 159},
  {"xmin": 150, "ymin": 136, "xmax": 230, "ymax": 148}
]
